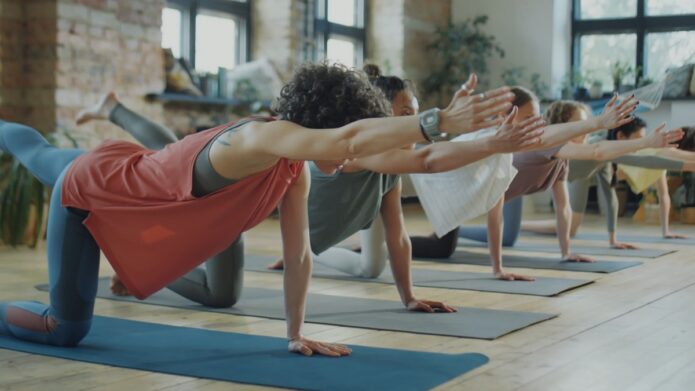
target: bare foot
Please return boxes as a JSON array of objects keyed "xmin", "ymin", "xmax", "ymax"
[
  {"xmin": 76, "ymin": 91, "xmax": 119, "ymax": 125},
  {"xmin": 267, "ymin": 259, "xmax": 285, "ymax": 270},
  {"xmin": 110, "ymin": 274, "xmax": 131, "ymax": 296}
]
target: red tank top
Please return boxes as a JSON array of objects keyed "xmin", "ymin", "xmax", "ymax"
[{"xmin": 62, "ymin": 118, "xmax": 303, "ymax": 299}]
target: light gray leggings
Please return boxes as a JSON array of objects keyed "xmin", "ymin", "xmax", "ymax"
[{"xmin": 109, "ymin": 104, "xmax": 244, "ymax": 307}]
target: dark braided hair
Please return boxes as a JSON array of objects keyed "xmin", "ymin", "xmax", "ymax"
[
  {"xmin": 362, "ymin": 64, "xmax": 416, "ymax": 102},
  {"xmin": 607, "ymin": 116, "xmax": 647, "ymax": 140},
  {"xmin": 677, "ymin": 127, "xmax": 695, "ymax": 151},
  {"xmin": 273, "ymin": 62, "xmax": 390, "ymax": 128}
]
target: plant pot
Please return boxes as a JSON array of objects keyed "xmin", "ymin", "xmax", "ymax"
[
  {"xmin": 572, "ymin": 87, "xmax": 589, "ymax": 101},
  {"xmin": 589, "ymin": 84, "xmax": 603, "ymax": 99}
]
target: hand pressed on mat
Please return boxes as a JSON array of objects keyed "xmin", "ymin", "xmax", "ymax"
[
  {"xmin": 564, "ymin": 253, "xmax": 596, "ymax": 263},
  {"xmin": 288, "ymin": 337, "xmax": 352, "ymax": 357},
  {"xmin": 495, "ymin": 270, "xmax": 535, "ymax": 282},
  {"xmin": 407, "ymin": 298, "xmax": 457, "ymax": 313}
]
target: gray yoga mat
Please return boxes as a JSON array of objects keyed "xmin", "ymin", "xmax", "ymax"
[
  {"xmin": 37, "ymin": 279, "xmax": 557, "ymax": 340},
  {"xmin": 418, "ymin": 249, "xmax": 642, "ymax": 273},
  {"xmin": 245, "ymin": 254, "xmax": 594, "ymax": 297},
  {"xmin": 573, "ymin": 232, "xmax": 695, "ymax": 246},
  {"xmin": 458, "ymin": 238, "xmax": 674, "ymax": 258}
]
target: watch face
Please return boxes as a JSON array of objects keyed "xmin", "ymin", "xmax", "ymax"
[{"xmin": 424, "ymin": 113, "xmax": 436, "ymax": 126}]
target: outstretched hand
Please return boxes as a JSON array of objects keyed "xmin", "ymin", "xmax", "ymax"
[
  {"xmin": 489, "ymin": 106, "xmax": 545, "ymax": 153},
  {"xmin": 596, "ymin": 94, "xmax": 639, "ymax": 130},
  {"xmin": 407, "ymin": 298, "xmax": 457, "ymax": 313},
  {"xmin": 288, "ymin": 337, "xmax": 352, "ymax": 357},
  {"xmin": 439, "ymin": 74, "xmax": 516, "ymax": 135},
  {"xmin": 645, "ymin": 124, "xmax": 684, "ymax": 148}
]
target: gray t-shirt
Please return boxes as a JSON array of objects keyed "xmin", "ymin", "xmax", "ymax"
[
  {"xmin": 308, "ymin": 162, "xmax": 400, "ymax": 254},
  {"xmin": 505, "ymin": 144, "xmax": 569, "ymax": 201}
]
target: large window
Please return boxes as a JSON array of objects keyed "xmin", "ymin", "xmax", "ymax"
[
  {"xmin": 161, "ymin": 0, "xmax": 250, "ymax": 72},
  {"xmin": 308, "ymin": 0, "xmax": 366, "ymax": 67},
  {"xmin": 572, "ymin": 0, "xmax": 695, "ymax": 89}
]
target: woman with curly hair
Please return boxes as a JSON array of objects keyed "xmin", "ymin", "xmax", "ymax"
[
  {"xmin": 0, "ymin": 62, "xmax": 525, "ymax": 356},
  {"xmin": 78, "ymin": 63, "xmax": 544, "ymax": 314},
  {"xmin": 521, "ymin": 106, "xmax": 695, "ymax": 248}
]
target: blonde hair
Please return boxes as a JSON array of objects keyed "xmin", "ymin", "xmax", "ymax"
[{"xmin": 543, "ymin": 100, "xmax": 592, "ymax": 125}]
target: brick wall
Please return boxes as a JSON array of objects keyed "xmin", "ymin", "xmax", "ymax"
[
  {"xmin": 0, "ymin": 0, "xmax": 28, "ymax": 123},
  {"xmin": 368, "ymin": 0, "xmax": 451, "ymax": 109}
]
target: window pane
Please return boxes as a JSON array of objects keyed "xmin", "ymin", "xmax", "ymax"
[
  {"xmin": 580, "ymin": 34, "xmax": 637, "ymax": 90},
  {"xmin": 647, "ymin": 0, "xmax": 695, "ymax": 15},
  {"xmin": 646, "ymin": 31, "xmax": 695, "ymax": 78},
  {"xmin": 327, "ymin": 0, "xmax": 356, "ymax": 26},
  {"xmin": 579, "ymin": 0, "xmax": 637, "ymax": 19},
  {"xmin": 327, "ymin": 37, "xmax": 356, "ymax": 67},
  {"xmin": 195, "ymin": 12, "xmax": 237, "ymax": 73},
  {"xmin": 161, "ymin": 7, "xmax": 182, "ymax": 58}
]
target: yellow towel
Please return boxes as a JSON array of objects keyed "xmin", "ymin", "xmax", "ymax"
[{"xmin": 618, "ymin": 149, "xmax": 665, "ymax": 194}]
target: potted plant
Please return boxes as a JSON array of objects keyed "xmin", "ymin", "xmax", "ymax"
[
  {"xmin": 0, "ymin": 130, "xmax": 75, "ymax": 248},
  {"xmin": 422, "ymin": 15, "xmax": 505, "ymax": 106},
  {"xmin": 561, "ymin": 70, "xmax": 588, "ymax": 100},
  {"xmin": 610, "ymin": 61, "xmax": 635, "ymax": 92},
  {"xmin": 589, "ymin": 79, "xmax": 604, "ymax": 99},
  {"xmin": 0, "ymin": 155, "xmax": 46, "ymax": 247}
]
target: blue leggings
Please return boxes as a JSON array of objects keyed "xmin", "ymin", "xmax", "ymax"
[
  {"xmin": 458, "ymin": 196, "xmax": 523, "ymax": 247},
  {"xmin": 0, "ymin": 120, "xmax": 98, "ymax": 346}
]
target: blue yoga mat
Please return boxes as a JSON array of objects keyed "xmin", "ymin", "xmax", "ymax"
[{"xmin": 0, "ymin": 316, "xmax": 488, "ymax": 390}]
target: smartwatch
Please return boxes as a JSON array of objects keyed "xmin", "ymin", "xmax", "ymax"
[{"xmin": 418, "ymin": 108, "xmax": 443, "ymax": 142}]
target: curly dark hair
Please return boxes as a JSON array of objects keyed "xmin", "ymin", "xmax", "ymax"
[{"xmin": 273, "ymin": 63, "xmax": 390, "ymax": 128}]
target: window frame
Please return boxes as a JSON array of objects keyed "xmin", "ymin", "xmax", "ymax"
[
  {"xmin": 308, "ymin": 0, "xmax": 368, "ymax": 66},
  {"xmin": 164, "ymin": 0, "xmax": 251, "ymax": 70},
  {"xmin": 571, "ymin": 0, "xmax": 695, "ymax": 83}
]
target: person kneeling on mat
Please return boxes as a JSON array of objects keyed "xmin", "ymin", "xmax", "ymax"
[
  {"xmin": 522, "ymin": 110, "xmax": 695, "ymax": 248},
  {"xmin": 410, "ymin": 88, "xmax": 682, "ymax": 281}
]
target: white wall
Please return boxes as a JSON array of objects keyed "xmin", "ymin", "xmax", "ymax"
[{"xmin": 452, "ymin": 0, "xmax": 572, "ymax": 98}]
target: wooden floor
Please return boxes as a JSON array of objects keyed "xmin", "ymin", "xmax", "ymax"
[{"xmin": 1, "ymin": 204, "xmax": 695, "ymax": 391}]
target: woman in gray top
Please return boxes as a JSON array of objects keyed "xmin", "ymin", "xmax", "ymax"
[
  {"xmin": 521, "ymin": 106, "xmax": 695, "ymax": 248},
  {"xmin": 78, "ymin": 64, "xmax": 545, "ymax": 314}
]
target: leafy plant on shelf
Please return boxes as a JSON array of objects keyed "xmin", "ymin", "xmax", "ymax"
[
  {"xmin": 0, "ymin": 129, "xmax": 77, "ymax": 247},
  {"xmin": 422, "ymin": 15, "xmax": 505, "ymax": 106},
  {"xmin": 610, "ymin": 61, "xmax": 636, "ymax": 92},
  {"xmin": 501, "ymin": 66, "xmax": 549, "ymax": 99}
]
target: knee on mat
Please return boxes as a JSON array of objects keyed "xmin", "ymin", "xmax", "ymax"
[
  {"xmin": 203, "ymin": 290, "xmax": 240, "ymax": 308},
  {"xmin": 51, "ymin": 319, "xmax": 92, "ymax": 347}
]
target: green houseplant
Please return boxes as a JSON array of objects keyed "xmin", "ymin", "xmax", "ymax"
[
  {"xmin": 422, "ymin": 15, "xmax": 505, "ymax": 106},
  {"xmin": 0, "ymin": 130, "xmax": 76, "ymax": 247},
  {"xmin": 610, "ymin": 61, "xmax": 635, "ymax": 92}
]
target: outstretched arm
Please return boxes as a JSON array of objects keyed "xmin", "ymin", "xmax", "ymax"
[
  {"xmin": 349, "ymin": 108, "xmax": 545, "ymax": 174},
  {"xmin": 555, "ymin": 124, "xmax": 683, "ymax": 161},
  {"xmin": 280, "ymin": 166, "xmax": 351, "ymax": 357},
  {"xmin": 487, "ymin": 195, "xmax": 535, "ymax": 281},
  {"xmin": 248, "ymin": 86, "xmax": 516, "ymax": 162},
  {"xmin": 536, "ymin": 95, "xmax": 638, "ymax": 150}
]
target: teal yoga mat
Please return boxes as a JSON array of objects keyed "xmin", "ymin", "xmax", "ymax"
[
  {"xmin": 416, "ymin": 249, "xmax": 643, "ymax": 273},
  {"xmin": 458, "ymin": 237, "xmax": 674, "ymax": 259},
  {"xmin": 36, "ymin": 279, "xmax": 557, "ymax": 340},
  {"xmin": 244, "ymin": 254, "xmax": 594, "ymax": 297},
  {"xmin": 0, "ymin": 315, "xmax": 489, "ymax": 390}
]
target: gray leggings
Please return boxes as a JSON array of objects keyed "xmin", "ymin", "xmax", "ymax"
[{"xmin": 110, "ymin": 104, "xmax": 243, "ymax": 307}]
